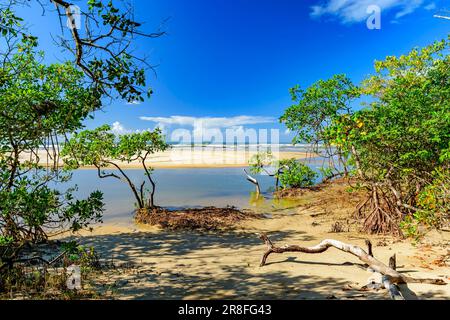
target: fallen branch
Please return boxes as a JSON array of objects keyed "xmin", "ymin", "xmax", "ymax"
[
  {"xmin": 13, "ymin": 250, "xmax": 67, "ymax": 266},
  {"xmin": 259, "ymin": 234, "xmax": 446, "ymax": 288},
  {"xmin": 244, "ymin": 169, "xmax": 261, "ymax": 195},
  {"xmin": 383, "ymin": 275, "xmax": 403, "ymax": 300},
  {"xmin": 364, "ymin": 251, "xmax": 404, "ymax": 300}
]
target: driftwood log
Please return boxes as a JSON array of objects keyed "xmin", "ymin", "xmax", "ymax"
[
  {"xmin": 244, "ymin": 169, "xmax": 261, "ymax": 195},
  {"xmin": 259, "ymin": 234, "xmax": 446, "ymax": 299}
]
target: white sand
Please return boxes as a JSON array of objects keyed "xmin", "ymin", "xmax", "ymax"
[{"xmin": 20, "ymin": 148, "xmax": 314, "ymax": 169}]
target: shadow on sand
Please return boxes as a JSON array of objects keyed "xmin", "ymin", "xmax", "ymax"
[{"xmin": 72, "ymin": 230, "xmax": 448, "ymax": 300}]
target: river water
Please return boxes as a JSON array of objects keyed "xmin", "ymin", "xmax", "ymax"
[{"xmin": 61, "ymin": 165, "xmax": 323, "ymax": 225}]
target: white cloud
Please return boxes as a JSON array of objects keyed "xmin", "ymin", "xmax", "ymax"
[
  {"xmin": 110, "ymin": 121, "xmax": 162, "ymax": 136},
  {"xmin": 139, "ymin": 115, "xmax": 276, "ymax": 131},
  {"xmin": 126, "ymin": 100, "xmax": 141, "ymax": 105},
  {"xmin": 140, "ymin": 116, "xmax": 277, "ymax": 143},
  {"xmin": 395, "ymin": 0, "xmax": 423, "ymax": 18},
  {"xmin": 310, "ymin": 0, "xmax": 426, "ymax": 23},
  {"xmin": 111, "ymin": 121, "xmax": 131, "ymax": 135},
  {"xmin": 424, "ymin": 2, "xmax": 436, "ymax": 10}
]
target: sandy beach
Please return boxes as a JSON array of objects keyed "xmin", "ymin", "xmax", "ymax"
[
  {"xmin": 21, "ymin": 148, "xmax": 314, "ymax": 169},
  {"xmin": 66, "ymin": 182, "xmax": 450, "ymax": 300},
  {"xmin": 18, "ymin": 148, "xmax": 449, "ymax": 300}
]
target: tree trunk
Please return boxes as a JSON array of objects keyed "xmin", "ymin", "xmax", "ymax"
[
  {"xmin": 103, "ymin": 162, "xmax": 144, "ymax": 209},
  {"xmin": 350, "ymin": 145, "xmax": 365, "ymax": 180},
  {"xmin": 148, "ymin": 174, "xmax": 156, "ymax": 208},
  {"xmin": 244, "ymin": 169, "xmax": 261, "ymax": 195},
  {"xmin": 142, "ymin": 159, "xmax": 156, "ymax": 208},
  {"xmin": 258, "ymin": 234, "xmax": 446, "ymax": 299}
]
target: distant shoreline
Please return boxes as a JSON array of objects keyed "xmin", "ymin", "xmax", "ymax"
[{"xmin": 20, "ymin": 150, "xmax": 317, "ymax": 169}]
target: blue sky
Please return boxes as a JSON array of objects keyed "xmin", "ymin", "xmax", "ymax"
[{"xmin": 18, "ymin": 0, "xmax": 450, "ymax": 143}]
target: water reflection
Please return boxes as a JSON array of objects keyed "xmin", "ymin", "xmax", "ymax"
[
  {"xmin": 59, "ymin": 167, "xmax": 313, "ymax": 226},
  {"xmin": 248, "ymin": 191, "xmax": 305, "ymax": 215}
]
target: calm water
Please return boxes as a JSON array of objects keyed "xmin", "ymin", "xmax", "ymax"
[
  {"xmin": 55, "ymin": 158, "xmax": 326, "ymax": 225},
  {"xmin": 63, "ymin": 168, "xmax": 271, "ymax": 223}
]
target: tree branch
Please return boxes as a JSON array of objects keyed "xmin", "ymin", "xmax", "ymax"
[
  {"xmin": 244, "ymin": 169, "xmax": 261, "ymax": 195},
  {"xmin": 258, "ymin": 234, "xmax": 446, "ymax": 287}
]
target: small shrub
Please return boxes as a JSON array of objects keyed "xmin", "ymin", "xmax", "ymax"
[
  {"xmin": 61, "ymin": 241, "xmax": 100, "ymax": 270},
  {"xmin": 1, "ymin": 241, "xmax": 101, "ymax": 299},
  {"xmin": 399, "ymin": 216, "xmax": 422, "ymax": 241},
  {"xmin": 401, "ymin": 168, "xmax": 450, "ymax": 239},
  {"xmin": 278, "ymin": 160, "xmax": 317, "ymax": 189},
  {"xmin": 416, "ymin": 168, "xmax": 449, "ymax": 227}
]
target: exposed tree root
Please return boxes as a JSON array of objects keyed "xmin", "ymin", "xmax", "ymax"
[
  {"xmin": 356, "ymin": 187, "xmax": 403, "ymax": 236},
  {"xmin": 258, "ymin": 234, "xmax": 446, "ymax": 299}
]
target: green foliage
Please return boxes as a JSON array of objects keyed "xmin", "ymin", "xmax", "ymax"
[
  {"xmin": 61, "ymin": 241, "xmax": 100, "ymax": 269},
  {"xmin": 0, "ymin": 37, "xmax": 101, "ymax": 151},
  {"xmin": 399, "ymin": 216, "xmax": 421, "ymax": 241},
  {"xmin": 281, "ymin": 37, "xmax": 450, "ymax": 235},
  {"xmin": 248, "ymin": 152, "xmax": 317, "ymax": 190},
  {"xmin": 281, "ymin": 74, "xmax": 359, "ymax": 145},
  {"xmin": 62, "ymin": 125, "xmax": 169, "ymax": 168},
  {"xmin": 0, "ymin": 37, "xmax": 105, "ymax": 242},
  {"xmin": 280, "ymin": 74, "xmax": 359, "ymax": 178},
  {"xmin": 0, "ymin": 7, "xmax": 23, "ymax": 37},
  {"xmin": 277, "ymin": 159, "xmax": 317, "ymax": 189},
  {"xmin": 402, "ymin": 167, "xmax": 450, "ymax": 238},
  {"xmin": 82, "ymin": 0, "xmax": 159, "ymax": 102},
  {"xmin": 417, "ymin": 168, "xmax": 450, "ymax": 217},
  {"xmin": 62, "ymin": 125, "xmax": 170, "ymax": 209},
  {"xmin": 367, "ymin": 40, "xmax": 444, "ymax": 165},
  {"xmin": 0, "ymin": 169, "xmax": 104, "ymax": 239},
  {"xmin": 248, "ymin": 152, "xmax": 276, "ymax": 175},
  {"xmin": 351, "ymin": 38, "xmax": 450, "ymax": 184},
  {"xmin": 2, "ymin": 0, "xmax": 161, "ymax": 103},
  {"xmin": 0, "ymin": 236, "xmax": 13, "ymax": 246}
]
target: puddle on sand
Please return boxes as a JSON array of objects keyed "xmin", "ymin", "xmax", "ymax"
[{"xmin": 247, "ymin": 191, "xmax": 307, "ymax": 216}]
